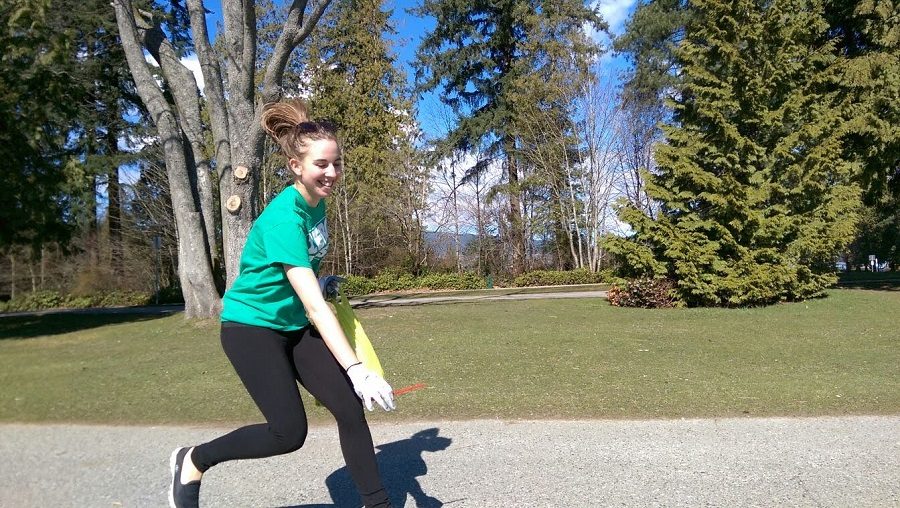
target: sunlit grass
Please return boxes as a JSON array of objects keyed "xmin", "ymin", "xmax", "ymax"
[{"xmin": 0, "ymin": 290, "xmax": 897, "ymax": 425}]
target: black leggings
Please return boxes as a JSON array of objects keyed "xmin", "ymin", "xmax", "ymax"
[{"xmin": 191, "ymin": 323, "xmax": 390, "ymax": 508}]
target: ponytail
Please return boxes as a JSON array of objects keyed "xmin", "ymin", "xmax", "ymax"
[{"xmin": 259, "ymin": 99, "xmax": 337, "ymax": 161}]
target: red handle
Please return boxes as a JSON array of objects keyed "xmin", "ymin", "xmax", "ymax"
[{"xmin": 393, "ymin": 383, "xmax": 427, "ymax": 397}]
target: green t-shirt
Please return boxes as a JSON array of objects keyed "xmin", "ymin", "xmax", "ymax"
[{"xmin": 221, "ymin": 186, "xmax": 328, "ymax": 330}]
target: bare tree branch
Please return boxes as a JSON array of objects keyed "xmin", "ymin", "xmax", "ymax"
[
  {"xmin": 185, "ymin": 0, "xmax": 232, "ymax": 177},
  {"xmin": 261, "ymin": 0, "xmax": 330, "ymax": 102},
  {"xmin": 241, "ymin": 0, "xmax": 257, "ymax": 99}
]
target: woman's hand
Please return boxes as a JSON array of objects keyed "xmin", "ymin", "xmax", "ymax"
[{"xmin": 346, "ymin": 363, "xmax": 396, "ymax": 412}]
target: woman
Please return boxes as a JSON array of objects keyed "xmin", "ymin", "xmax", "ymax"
[{"xmin": 169, "ymin": 99, "xmax": 396, "ymax": 508}]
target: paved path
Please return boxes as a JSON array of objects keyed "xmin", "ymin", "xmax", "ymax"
[
  {"xmin": 350, "ymin": 290, "xmax": 607, "ymax": 308},
  {"xmin": 1, "ymin": 416, "xmax": 897, "ymax": 507}
]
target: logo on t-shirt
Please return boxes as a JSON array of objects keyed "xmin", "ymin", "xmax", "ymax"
[{"xmin": 308, "ymin": 218, "xmax": 328, "ymax": 262}]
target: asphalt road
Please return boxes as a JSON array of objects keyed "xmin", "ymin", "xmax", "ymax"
[{"xmin": 1, "ymin": 415, "xmax": 897, "ymax": 507}]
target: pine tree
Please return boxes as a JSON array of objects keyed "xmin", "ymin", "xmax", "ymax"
[
  {"xmin": 59, "ymin": 0, "xmax": 147, "ymax": 277},
  {"xmin": 512, "ymin": 3, "xmax": 605, "ymax": 270},
  {"xmin": 610, "ymin": 0, "xmax": 860, "ymax": 306},
  {"xmin": 1, "ymin": 0, "xmax": 78, "ymax": 250},
  {"xmin": 836, "ymin": 0, "xmax": 899, "ymax": 266},
  {"xmin": 305, "ymin": 0, "xmax": 421, "ymax": 275},
  {"xmin": 614, "ymin": 0, "xmax": 692, "ymax": 108},
  {"xmin": 413, "ymin": 0, "xmax": 604, "ymax": 275}
]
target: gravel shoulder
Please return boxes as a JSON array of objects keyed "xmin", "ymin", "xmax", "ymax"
[{"xmin": 1, "ymin": 415, "xmax": 897, "ymax": 507}]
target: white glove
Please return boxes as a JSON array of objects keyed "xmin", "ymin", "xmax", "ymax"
[{"xmin": 346, "ymin": 363, "xmax": 396, "ymax": 412}]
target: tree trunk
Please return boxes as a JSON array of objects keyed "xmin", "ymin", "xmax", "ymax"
[
  {"xmin": 40, "ymin": 245, "xmax": 46, "ymax": 290},
  {"xmin": 28, "ymin": 261, "xmax": 36, "ymax": 293},
  {"xmin": 505, "ymin": 146, "xmax": 525, "ymax": 275},
  {"xmin": 89, "ymin": 174, "xmax": 100, "ymax": 267},
  {"xmin": 104, "ymin": 129, "xmax": 123, "ymax": 276},
  {"xmin": 141, "ymin": 21, "xmax": 220, "ymax": 282},
  {"xmin": 114, "ymin": 0, "xmax": 331, "ymax": 314},
  {"xmin": 9, "ymin": 254, "xmax": 15, "ymax": 300},
  {"xmin": 112, "ymin": 0, "xmax": 220, "ymax": 317},
  {"xmin": 475, "ymin": 177, "xmax": 483, "ymax": 275},
  {"xmin": 452, "ymin": 170, "xmax": 461, "ymax": 273},
  {"xmin": 219, "ymin": 0, "xmax": 331, "ymax": 287},
  {"xmin": 185, "ymin": 0, "xmax": 231, "ymax": 287}
]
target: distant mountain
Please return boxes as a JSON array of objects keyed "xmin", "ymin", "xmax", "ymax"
[
  {"xmin": 425, "ymin": 231, "xmax": 479, "ymax": 254},
  {"xmin": 425, "ymin": 231, "xmax": 553, "ymax": 255}
]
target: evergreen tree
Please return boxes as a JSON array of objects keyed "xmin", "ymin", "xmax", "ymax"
[
  {"xmin": 614, "ymin": 0, "xmax": 691, "ymax": 108},
  {"xmin": 617, "ymin": 0, "xmax": 899, "ymax": 270},
  {"xmin": 1, "ymin": 0, "xmax": 78, "ymax": 251},
  {"xmin": 305, "ymin": 0, "xmax": 421, "ymax": 275},
  {"xmin": 59, "ymin": 0, "xmax": 147, "ymax": 276},
  {"xmin": 609, "ymin": 0, "xmax": 860, "ymax": 306},
  {"xmin": 835, "ymin": 0, "xmax": 899, "ymax": 266},
  {"xmin": 512, "ymin": 3, "xmax": 605, "ymax": 270},
  {"xmin": 413, "ymin": 0, "xmax": 603, "ymax": 275}
]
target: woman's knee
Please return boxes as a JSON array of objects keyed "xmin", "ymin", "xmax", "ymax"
[
  {"xmin": 270, "ymin": 420, "xmax": 308, "ymax": 453},
  {"xmin": 328, "ymin": 398, "xmax": 367, "ymax": 428}
]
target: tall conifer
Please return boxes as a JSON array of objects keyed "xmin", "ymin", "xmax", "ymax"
[
  {"xmin": 305, "ymin": 0, "xmax": 420, "ymax": 275},
  {"xmin": 413, "ymin": 0, "xmax": 603, "ymax": 274},
  {"xmin": 610, "ymin": 0, "xmax": 859, "ymax": 306}
]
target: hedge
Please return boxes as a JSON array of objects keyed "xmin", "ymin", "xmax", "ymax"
[
  {"xmin": 0, "ymin": 269, "xmax": 611, "ymax": 311},
  {"xmin": 341, "ymin": 272, "xmax": 485, "ymax": 296},
  {"xmin": 512, "ymin": 269, "xmax": 611, "ymax": 287},
  {"xmin": 0, "ymin": 290, "xmax": 155, "ymax": 313}
]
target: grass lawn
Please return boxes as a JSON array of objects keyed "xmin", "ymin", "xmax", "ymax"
[{"xmin": 0, "ymin": 289, "xmax": 897, "ymax": 425}]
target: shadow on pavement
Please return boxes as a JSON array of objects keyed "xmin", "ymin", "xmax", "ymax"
[{"xmin": 279, "ymin": 427, "xmax": 453, "ymax": 508}]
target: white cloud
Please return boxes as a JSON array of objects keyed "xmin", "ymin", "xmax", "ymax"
[
  {"xmin": 143, "ymin": 52, "xmax": 206, "ymax": 92},
  {"xmin": 585, "ymin": 0, "xmax": 638, "ymax": 66},
  {"xmin": 595, "ymin": 0, "xmax": 637, "ymax": 36},
  {"xmin": 179, "ymin": 54, "xmax": 205, "ymax": 92},
  {"xmin": 117, "ymin": 133, "xmax": 157, "ymax": 153}
]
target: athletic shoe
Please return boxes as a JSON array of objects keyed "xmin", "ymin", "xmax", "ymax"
[{"xmin": 169, "ymin": 447, "xmax": 200, "ymax": 508}]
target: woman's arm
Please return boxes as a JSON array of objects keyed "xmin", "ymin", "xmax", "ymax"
[
  {"xmin": 284, "ymin": 264, "xmax": 395, "ymax": 411},
  {"xmin": 284, "ymin": 264, "xmax": 358, "ymax": 369}
]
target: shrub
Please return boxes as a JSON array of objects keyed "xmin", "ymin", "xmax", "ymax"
[
  {"xmin": 0, "ymin": 290, "xmax": 153, "ymax": 313},
  {"xmin": 94, "ymin": 291, "xmax": 152, "ymax": 307},
  {"xmin": 340, "ymin": 272, "xmax": 486, "ymax": 296},
  {"xmin": 340, "ymin": 269, "xmax": 612, "ymax": 296},
  {"xmin": 513, "ymin": 269, "xmax": 609, "ymax": 287},
  {"xmin": 418, "ymin": 272, "xmax": 484, "ymax": 290},
  {"xmin": 2, "ymin": 290, "xmax": 64, "ymax": 312},
  {"xmin": 369, "ymin": 271, "xmax": 418, "ymax": 292},
  {"xmin": 341, "ymin": 275, "xmax": 376, "ymax": 297},
  {"xmin": 65, "ymin": 296, "xmax": 95, "ymax": 309},
  {"xmin": 607, "ymin": 277, "xmax": 679, "ymax": 308}
]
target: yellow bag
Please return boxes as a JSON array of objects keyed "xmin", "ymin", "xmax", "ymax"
[
  {"xmin": 315, "ymin": 288, "xmax": 383, "ymax": 407},
  {"xmin": 333, "ymin": 287, "xmax": 384, "ymax": 377}
]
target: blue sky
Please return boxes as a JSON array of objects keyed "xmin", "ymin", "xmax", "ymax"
[
  {"xmin": 191, "ymin": 0, "xmax": 638, "ymax": 139},
  {"xmin": 385, "ymin": 0, "xmax": 638, "ymax": 138},
  {"xmin": 118, "ymin": 0, "xmax": 638, "ymax": 217}
]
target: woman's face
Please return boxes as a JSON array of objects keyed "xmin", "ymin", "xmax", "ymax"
[{"xmin": 290, "ymin": 139, "xmax": 343, "ymax": 206}]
